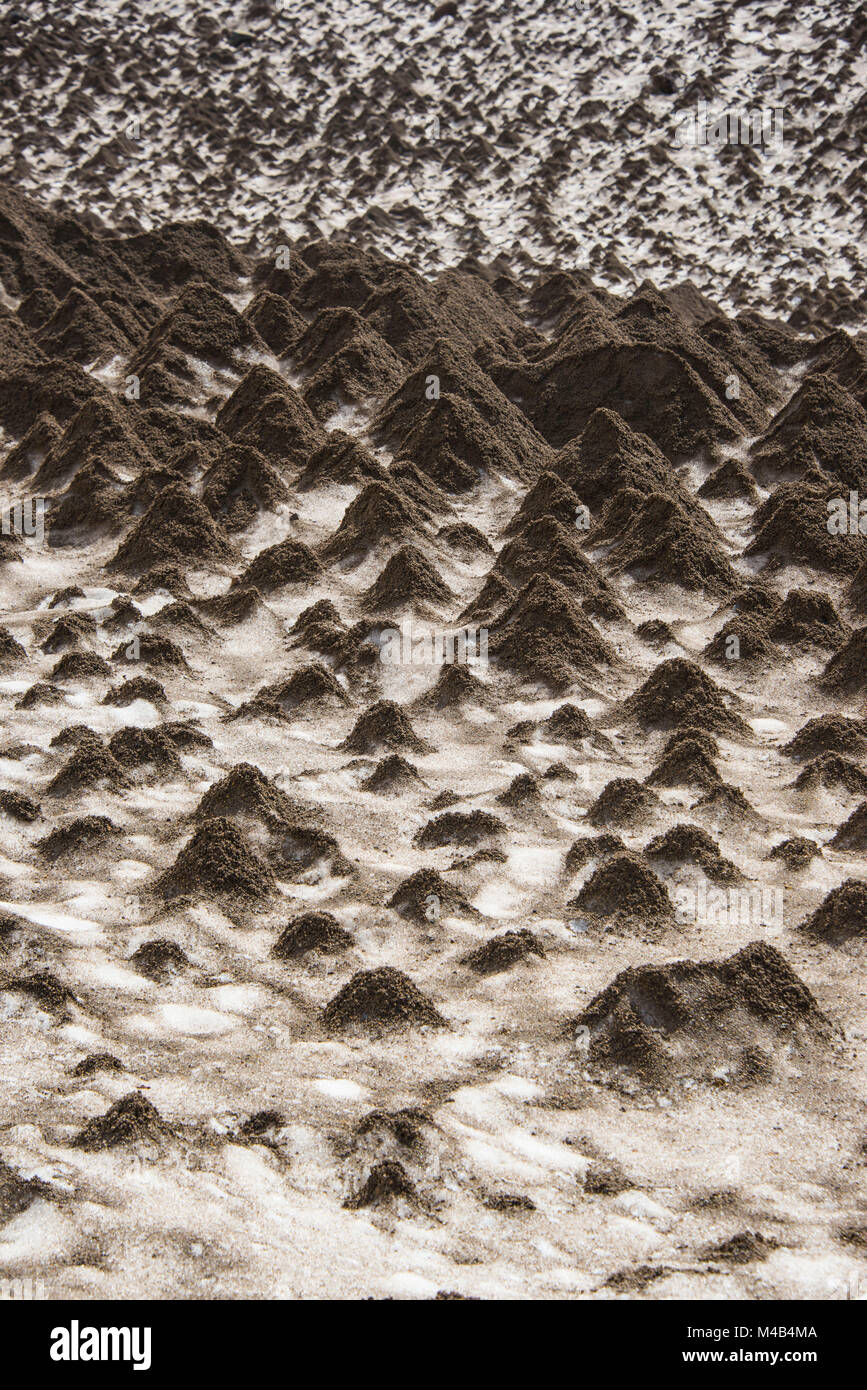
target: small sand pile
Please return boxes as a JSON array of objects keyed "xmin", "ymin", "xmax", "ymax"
[
  {"xmin": 768, "ymin": 590, "xmax": 848, "ymax": 649},
  {"xmin": 341, "ymin": 700, "xmax": 431, "ymax": 755},
  {"xmin": 46, "ymin": 741, "xmax": 130, "ymax": 796},
  {"xmin": 801, "ymin": 880, "xmax": 867, "ymax": 942},
  {"xmin": 703, "ymin": 615, "xmax": 778, "ymax": 665},
  {"xmin": 296, "ymin": 431, "xmax": 387, "ymax": 491},
  {"xmin": 746, "ymin": 477, "xmax": 867, "ymax": 577},
  {"xmin": 0, "ymin": 790, "xmax": 40, "ymax": 822},
  {"xmin": 624, "ymin": 658, "xmax": 747, "ymax": 735},
  {"xmin": 504, "ymin": 471, "xmax": 581, "ymax": 534},
  {"xmin": 399, "ymin": 393, "xmax": 522, "ymax": 493},
  {"xmin": 462, "ymin": 929, "xmax": 545, "ymax": 974},
  {"xmin": 51, "ymin": 651, "xmax": 112, "ymax": 682},
  {"xmin": 565, "ymin": 834, "xmax": 628, "ymax": 873},
  {"xmin": 0, "ymin": 627, "xmax": 26, "ymax": 664},
  {"xmin": 1, "ymin": 969, "xmax": 75, "ymax": 1015},
  {"xmin": 541, "ymin": 704, "xmax": 595, "ymax": 745},
  {"xmin": 388, "ymin": 867, "xmax": 470, "ymax": 922},
  {"xmin": 362, "ymin": 755, "xmax": 424, "ymax": 794},
  {"xmin": 0, "ymin": 1158, "xmax": 52, "ymax": 1219},
  {"xmin": 73, "ymin": 1092, "xmax": 175, "ymax": 1151},
  {"xmin": 322, "ymin": 966, "xmax": 445, "ymax": 1031},
  {"xmin": 784, "ymin": 715, "xmax": 867, "ymax": 761},
  {"xmin": 103, "ymin": 676, "xmax": 167, "ymax": 707},
  {"xmin": 768, "ymin": 837, "xmax": 821, "ymax": 869},
  {"xmin": 320, "ymin": 482, "xmax": 424, "ymax": 562},
  {"xmin": 233, "ymin": 537, "xmax": 321, "ymax": 593},
  {"xmin": 821, "ymin": 629, "xmax": 867, "ymax": 694},
  {"xmin": 644, "ymin": 825, "xmax": 741, "ymax": 884},
  {"xmin": 496, "ymin": 773, "xmax": 542, "ymax": 808},
  {"xmin": 495, "ymin": 516, "xmax": 623, "ymax": 618},
  {"xmin": 362, "ymin": 545, "xmax": 454, "ymax": 614},
  {"xmin": 37, "ymin": 815, "xmax": 119, "ymax": 861},
  {"xmin": 247, "ymin": 664, "xmax": 350, "ymax": 717},
  {"xmin": 194, "ymin": 762, "xmax": 316, "ymax": 829},
  {"xmin": 646, "ymin": 738, "xmax": 722, "ymax": 790},
  {"xmin": 272, "ymin": 912, "xmax": 353, "ymax": 958},
  {"xmin": 216, "ymin": 365, "xmax": 325, "ymax": 467},
  {"xmin": 587, "ymin": 778, "xmax": 659, "ymax": 828},
  {"xmin": 344, "ymin": 1160, "xmax": 417, "ymax": 1208},
  {"xmin": 40, "ymin": 612, "xmax": 96, "ymax": 653},
  {"xmin": 109, "ymin": 482, "xmax": 234, "ymax": 574},
  {"xmin": 575, "ymin": 941, "xmax": 833, "ymax": 1079},
  {"xmin": 201, "ymin": 444, "xmax": 289, "ymax": 532},
  {"xmin": 697, "ymin": 456, "xmax": 758, "ymax": 501},
  {"xmin": 570, "ymin": 855, "xmax": 673, "ymax": 927},
  {"xmin": 130, "ymin": 939, "xmax": 189, "ymax": 981},
  {"xmin": 107, "ymin": 727, "xmax": 182, "ymax": 776},
  {"xmin": 830, "ymin": 802, "xmax": 867, "ymax": 851},
  {"xmin": 156, "ymin": 818, "xmax": 276, "ymax": 902},
  {"xmin": 593, "ymin": 490, "xmax": 737, "ymax": 595},
  {"xmin": 794, "ymin": 755, "xmax": 867, "ymax": 795},
  {"xmin": 110, "ymin": 635, "xmax": 188, "ymax": 669},
  {"xmin": 490, "ymin": 574, "xmax": 615, "ymax": 689},
  {"xmin": 416, "ymin": 810, "xmax": 505, "ymax": 849},
  {"xmin": 416, "ymin": 662, "xmax": 490, "ymax": 711}
]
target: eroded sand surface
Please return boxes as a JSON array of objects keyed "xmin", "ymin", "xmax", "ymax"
[{"xmin": 1, "ymin": 1, "xmax": 867, "ymax": 1302}]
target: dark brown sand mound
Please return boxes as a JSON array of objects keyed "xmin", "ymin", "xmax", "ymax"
[
  {"xmin": 462, "ymin": 929, "xmax": 545, "ymax": 974},
  {"xmin": 793, "ymin": 755, "xmax": 867, "ymax": 796},
  {"xmin": 201, "ymin": 444, "xmax": 289, "ymax": 532},
  {"xmin": 575, "ymin": 942, "xmax": 833, "ymax": 1079},
  {"xmin": 107, "ymin": 727, "xmax": 182, "ymax": 776},
  {"xmin": 587, "ymin": 778, "xmax": 659, "ymax": 828},
  {"xmin": 246, "ymin": 664, "xmax": 350, "ymax": 717},
  {"xmin": 341, "ymin": 701, "xmax": 431, "ymax": 755},
  {"xmin": 703, "ymin": 615, "xmax": 778, "ymax": 666},
  {"xmin": 697, "ymin": 456, "xmax": 758, "ymax": 501},
  {"xmin": 46, "ymin": 742, "xmax": 130, "ymax": 796},
  {"xmin": 768, "ymin": 837, "xmax": 821, "ymax": 870},
  {"xmin": 644, "ymin": 825, "xmax": 741, "ymax": 884},
  {"xmin": 784, "ymin": 716, "xmax": 867, "ymax": 761},
  {"xmin": 156, "ymin": 818, "xmax": 276, "ymax": 902},
  {"xmin": 296, "ymin": 431, "xmax": 387, "ymax": 491},
  {"xmin": 1, "ymin": 969, "xmax": 76, "ymax": 1015},
  {"xmin": 801, "ymin": 881, "xmax": 867, "ymax": 943},
  {"xmin": 624, "ymin": 659, "xmax": 748, "ymax": 735},
  {"xmin": 320, "ymin": 481, "xmax": 424, "ymax": 563},
  {"xmin": 0, "ymin": 1159, "xmax": 51, "ymax": 1219},
  {"xmin": 746, "ymin": 477, "xmax": 867, "ymax": 577},
  {"xmin": 73, "ymin": 1093, "xmax": 174, "ymax": 1151},
  {"xmin": 416, "ymin": 662, "xmax": 491, "ymax": 711},
  {"xmin": 51, "ymin": 651, "xmax": 113, "ymax": 682},
  {"xmin": 322, "ymin": 967, "xmax": 445, "ymax": 1031},
  {"xmin": 490, "ymin": 575, "xmax": 615, "ymax": 690},
  {"xmin": 344, "ymin": 1160, "xmax": 417, "ymax": 1208},
  {"xmin": 388, "ymin": 868, "xmax": 471, "ymax": 923},
  {"xmin": 362, "ymin": 755, "xmax": 424, "ymax": 795},
  {"xmin": 362, "ymin": 545, "xmax": 454, "ymax": 614},
  {"xmin": 416, "ymin": 810, "xmax": 505, "ymax": 850},
  {"xmin": 193, "ymin": 763, "xmax": 315, "ymax": 829},
  {"xmin": 570, "ymin": 855, "xmax": 673, "ymax": 927},
  {"xmin": 216, "ymin": 365, "xmax": 326, "ymax": 466},
  {"xmin": 820, "ymin": 629, "xmax": 867, "ymax": 695},
  {"xmin": 767, "ymin": 590, "xmax": 848, "ymax": 649},
  {"xmin": 593, "ymin": 491, "xmax": 737, "ymax": 595},
  {"xmin": 233, "ymin": 537, "xmax": 321, "ymax": 593},
  {"xmin": 37, "ymin": 816, "xmax": 119, "ymax": 861},
  {"xmin": 0, "ymin": 626, "xmax": 26, "ymax": 664},
  {"xmin": 102, "ymin": 676, "xmax": 167, "ymax": 707},
  {"xmin": 109, "ymin": 482, "xmax": 234, "ymax": 574},
  {"xmin": 565, "ymin": 834, "xmax": 629, "ymax": 874},
  {"xmin": 830, "ymin": 803, "xmax": 867, "ymax": 851},
  {"xmin": 272, "ymin": 912, "xmax": 353, "ymax": 959},
  {"xmin": 0, "ymin": 790, "xmax": 40, "ymax": 822},
  {"xmin": 646, "ymin": 739, "xmax": 722, "ymax": 790},
  {"xmin": 130, "ymin": 939, "xmax": 189, "ymax": 981},
  {"xmin": 496, "ymin": 515, "xmax": 624, "ymax": 619}
]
